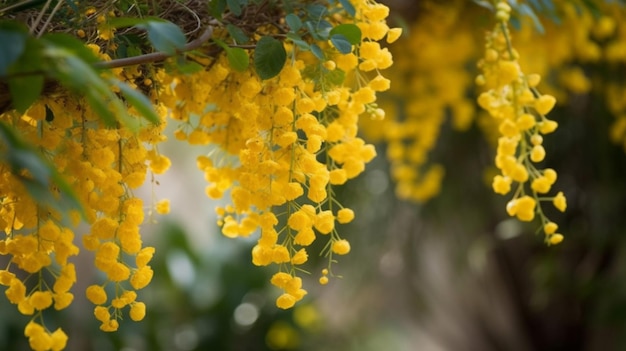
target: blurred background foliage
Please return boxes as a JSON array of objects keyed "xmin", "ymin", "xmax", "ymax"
[{"xmin": 3, "ymin": 0, "xmax": 626, "ymax": 350}]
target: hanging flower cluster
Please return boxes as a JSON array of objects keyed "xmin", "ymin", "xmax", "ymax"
[
  {"xmin": 476, "ymin": 0, "xmax": 566, "ymax": 245},
  {"xmin": 0, "ymin": 0, "xmax": 398, "ymax": 348},
  {"xmin": 163, "ymin": 0, "xmax": 398, "ymax": 309},
  {"xmin": 361, "ymin": 0, "xmax": 476, "ymax": 202}
]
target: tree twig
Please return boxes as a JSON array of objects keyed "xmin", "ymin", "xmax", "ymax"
[{"xmin": 95, "ymin": 26, "xmax": 214, "ymax": 70}]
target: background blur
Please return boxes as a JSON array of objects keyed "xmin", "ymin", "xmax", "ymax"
[{"xmin": 3, "ymin": 1, "xmax": 626, "ymax": 350}]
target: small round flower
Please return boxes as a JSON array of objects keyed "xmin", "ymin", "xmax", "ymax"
[
  {"xmin": 553, "ymin": 191, "xmax": 567, "ymax": 212},
  {"xmin": 531, "ymin": 177, "xmax": 551, "ymax": 193},
  {"xmin": 276, "ymin": 293, "xmax": 296, "ymax": 309},
  {"xmin": 155, "ymin": 199, "xmax": 170, "ymax": 214},
  {"xmin": 549, "ymin": 233, "xmax": 564, "ymax": 245},
  {"xmin": 86, "ymin": 285, "xmax": 107, "ymax": 305},
  {"xmin": 29, "ymin": 291, "xmax": 53, "ymax": 310},
  {"xmin": 337, "ymin": 208, "xmax": 355, "ymax": 224},
  {"xmin": 130, "ymin": 302, "xmax": 146, "ymax": 321},
  {"xmin": 544, "ymin": 222, "xmax": 558, "ymax": 235},
  {"xmin": 332, "ymin": 239, "xmax": 351, "ymax": 255},
  {"xmin": 535, "ymin": 94, "xmax": 557, "ymax": 115},
  {"xmin": 492, "ymin": 175, "xmax": 511, "ymax": 195},
  {"xmin": 319, "ymin": 276, "xmax": 329, "ymax": 285},
  {"xmin": 386, "ymin": 27, "xmax": 402, "ymax": 44},
  {"xmin": 530, "ymin": 145, "xmax": 546, "ymax": 163}
]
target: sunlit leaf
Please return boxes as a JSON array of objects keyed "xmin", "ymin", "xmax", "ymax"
[{"xmin": 330, "ymin": 24, "xmax": 361, "ymax": 45}]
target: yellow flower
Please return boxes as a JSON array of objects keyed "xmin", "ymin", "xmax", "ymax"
[
  {"xmin": 155, "ymin": 199, "xmax": 170, "ymax": 214},
  {"xmin": 294, "ymin": 227, "xmax": 316, "ymax": 246},
  {"xmin": 548, "ymin": 234, "xmax": 564, "ymax": 245},
  {"xmin": 535, "ymin": 95, "xmax": 557, "ymax": 115},
  {"xmin": 530, "ymin": 145, "xmax": 546, "ymax": 162},
  {"xmin": 50, "ymin": 328, "xmax": 68, "ymax": 351},
  {"xmin": 337, "ymin": 208, "xmax": 355, "ymax": 224},
  {"xmin": 544, "ymin": 222, "xmax": 558, "ymax": 235},
  {"xmin": 386, "ymin": 27, "xmax": 403, "ymax": 44},
  {"xmin": 531, "ymin": 177, "xmax": 551, "ymax": 193},
  {"xmin": 553, "ymin": 191, "xmax": 567, "ymax": 212},
  {"xmin": 291, "ymin": 249, "xmax": 308, "ymax": 265},
  {"xmin": 313, "ymin": 211, "xmax": 335, "ymax": 234},
  {"xmin": 332, "ymin": 239, "xmax": 351, "ymax": 255},
  {"xmin": 130, "ymin": 302, "xmax": 146, "ymax": 321},
  {"xmin": 130, "ymin": 266, "xmax": 154, "ymax": 290},
  {"xmin": 136, "ymin": 247, "xmax": 156, "ymax": 268},
  {"xmin": 492, "ymin": 175, "xmax": 512, "ymax": 195},
  {"xmin": 276, "ymin": 293, "xmax": 296, "ymax": 309},
  {"xmin": 29, "ymin": 291, "xmax": 53, "ymax": 310}
]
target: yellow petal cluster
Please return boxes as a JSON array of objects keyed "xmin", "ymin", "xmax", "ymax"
[{"xmin": 477, "ymin": 0, "xmax": 566, "ymax": 245}]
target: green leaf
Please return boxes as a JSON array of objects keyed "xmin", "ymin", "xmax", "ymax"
[
  {"xmin": 209, "ymin": 0, "xmax": 227, "ymax": 19},
  {"xmin": 8, "ymin": 74, "xmax": 43, "ymax": 114},
  {"xmin": 306, "ymin": 4, "xmax": 327, "ymax": 19},
  {"xmin": 137, "ymin": 20, "xmax": 186, "ymax": 55},
  {"xmin": 226, "ymin": 24, "xmax": 249, "ymax": 44},
  {"xmin": 41, "ymin": 33, "xmax": 100, "ymax": 64},
  {"xmin": 518, "ymin": 3, "xmax": 545, "ymax": 34},
  {"xmin": 115, "ymin": 80, "xmax": 160, "ymax": 125},
  {"xmin": 286, "ymin": 14, "xmax": 302, "ymax": 31},
  {"xmin": 310, "ymin": 43, "xmax": 325, "ymax": 60},
  {"xmin": 227, "ymin": 47, "xmax": 249, "ymax": 72},
  {"xmin": 304, "ymin": 20, "xmax": 332, "ymax": 41},
  {"xmin": 44, "ymin": 46, "xmax": 118, "ymax": 127},
  {"xmin": 254, "ymin": 36, "xmax": 286, "ymax": 80},
  {"xmin": 227, "ymin": 0, "xmax": 242, "ymax": 16},
  {"xmin": 176, "ymin": 60, "xmax": 204, "ymax": 74},
  {"xmin": 330, "ymin": 34, "xmax": 352, "ymax": 54},
  {"xmin": 6, "ymin": 38, "xmax": 45, "ymax": 113},
  {"xmin": 330, "ymin": 24, "xmax": 361, "ymax": 45},
  {"xmin": 286, "ymin": 32, "xmax": 310, "ymax": 51},
  {"xmin": 338, "ymin": 0, "xmax": 356, "ymax": 17},
  {"xmin": 0, "ymin": 27, "xmax": 27, "ymax": 76}
]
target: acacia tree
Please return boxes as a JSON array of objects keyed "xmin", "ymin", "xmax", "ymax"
[
  {"xmin": 3, "ymin": 0, "xmax": 626, "ymax": 350},
  {"xmin": 0, "ymin": 0, "xmax": 398, "ymax": 349}
]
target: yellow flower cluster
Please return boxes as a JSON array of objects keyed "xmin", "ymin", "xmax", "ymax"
[
  {"xmin": 361, "ymin": 0, "xmax": 476, "ymax": 202},
  {"xmin": 157, "ymin": 0, "xmax": 396, "ymax": 308},
  {"xmin": 0, "ymin": 45, "xmax": 165, "ymax": 346},
  {"xmin": 476, "ymin": 1, "xmax": 566, "ymax": 245}
]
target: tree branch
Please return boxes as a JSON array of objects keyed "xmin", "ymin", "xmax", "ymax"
[{"xmin": 95, "ymin": 26, "xmax": 214, "ymax": 70}]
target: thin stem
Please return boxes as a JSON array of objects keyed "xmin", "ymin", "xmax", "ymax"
[
  {"xmin": 29, "ymin": 0, "xmax": 53, "ymax": 35},
  {"xmin": 95, "ymin": 26, "xmax": 214, "ymax": 69},
  {"xmin": 36, "ymin": 0, "xmax": 64, "ymax": 38}
]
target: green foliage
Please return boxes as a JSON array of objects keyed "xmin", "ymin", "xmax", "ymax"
[
  {"xmin": 226, "ymin": 24, "xmax": 249, "ymax": 44},
  {"xmin": 0, "ymin": 22, "xmax": 28, "ymax": 77},
  {"xmin": 330, "ymin": 23, "xmax": 362, "ymax": 45},
  {"xmin": 254, "ymin": 36, "xmax": 287, "ymax": 80},
  {"xmin": 136, "ymin": 20, "xmax": 187, "ymax": 55},
  {"xmin": 213, "ymin": 38, "xmax": 250, "ymax": 73}
]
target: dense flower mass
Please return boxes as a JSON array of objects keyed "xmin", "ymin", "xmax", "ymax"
[
  {"xmin": 0, "ymin": 0, "xmax": 396, "ymax": 348},
  {"xmin": 3, "ymin": 0, "xmax": 626, "ymax": 349},
  {"xmin": 476, "ymin": 0, "xmax": 566, "ymax": 245}
]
